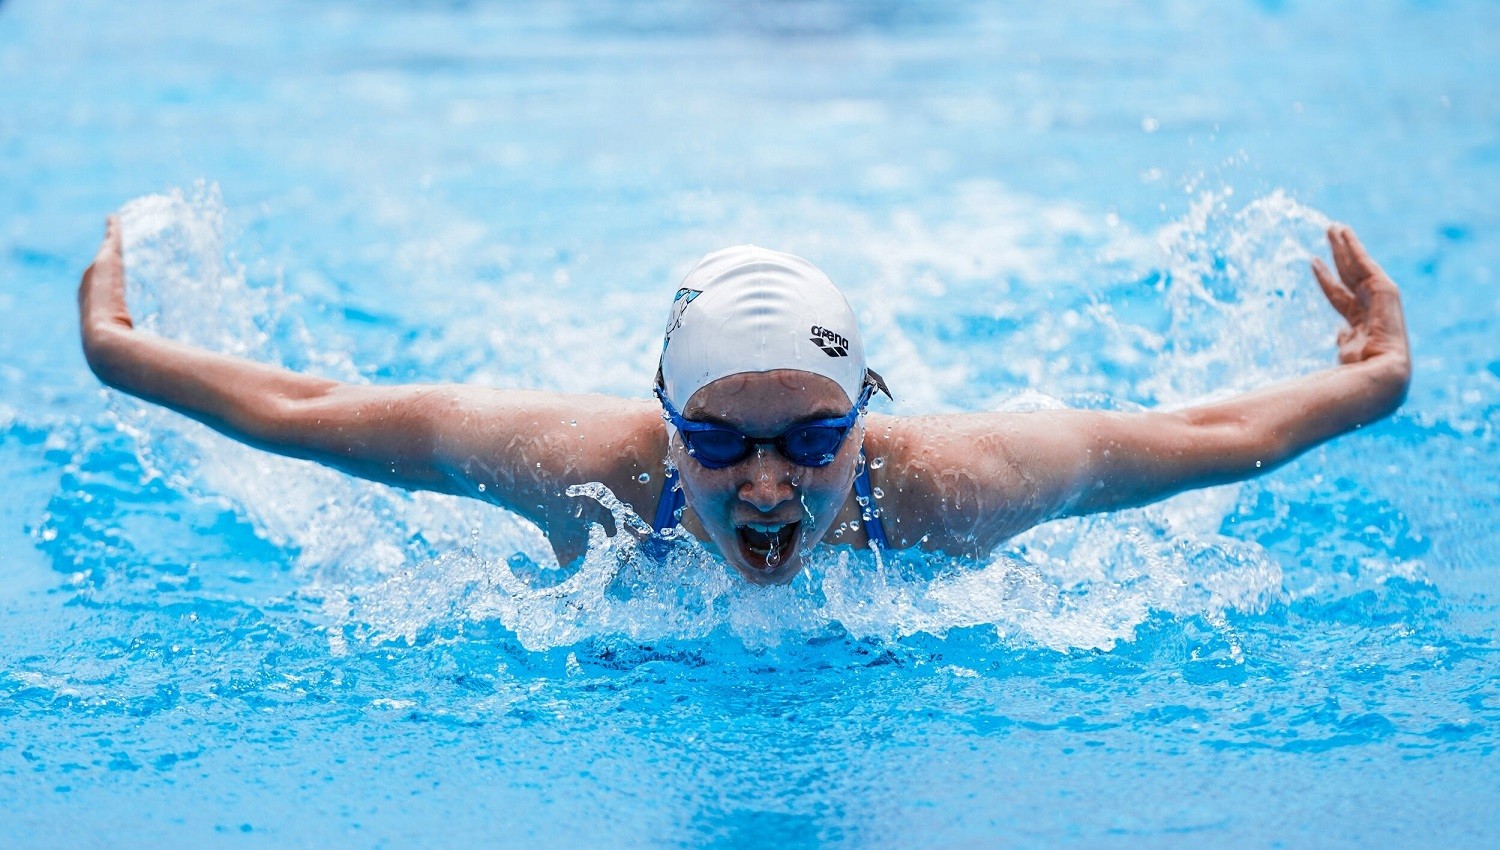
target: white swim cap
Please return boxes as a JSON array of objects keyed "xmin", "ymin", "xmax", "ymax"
[{"xmin": 657, "ymin": 245, "xmax": 877, "ymax": 409}]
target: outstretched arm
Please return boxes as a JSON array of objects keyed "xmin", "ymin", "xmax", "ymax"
[
  {"xmin": 1066, "ymin": 224, "xmax": 1409, "ymax": 514},
  {"xmin": 80, "ymin": 216, "xmax": 461, "ymax": 492},
  {"xmin": 79, "ymin": 217, "xmax": 664, "ymax": 559},
  {"xmin": 875, "ymin": 224, "xmax": 1411, "ymax": 554}
]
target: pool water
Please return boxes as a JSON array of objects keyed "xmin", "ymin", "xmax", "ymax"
[{"xmin": 3, "ymin": 1, "xmax": 1498, "ymax": 847}]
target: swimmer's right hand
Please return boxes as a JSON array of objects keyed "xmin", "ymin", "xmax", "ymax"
[{"xmin": 78, "ymin": 215, "xmax": 135, "ymax": 381}]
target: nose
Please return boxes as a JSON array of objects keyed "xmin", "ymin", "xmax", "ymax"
[{"xmin": 737, "ymin": 446, "xmax": 796, "ymax": 512}]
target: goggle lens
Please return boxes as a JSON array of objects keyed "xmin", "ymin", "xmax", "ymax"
[
  {"xmin": 685, "ymin": 429, "xmax": 753, "ymax": 466},
  {"xmin": 781, "ymin": 426, "xmax": 846, "ymax": 463}
]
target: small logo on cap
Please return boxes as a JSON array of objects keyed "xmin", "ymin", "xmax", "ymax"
[
  {"xmin": 809, "ymin": 325, "xmax": 849, "ymax": 357},
  {"xmin": 663, "ymin": 288, "xmax": 702, "ymax": 348}
]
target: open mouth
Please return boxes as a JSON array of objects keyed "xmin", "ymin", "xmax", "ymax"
[{"xmin": 735, "ymin": 520, "xmax": 802, "ymax": 573}]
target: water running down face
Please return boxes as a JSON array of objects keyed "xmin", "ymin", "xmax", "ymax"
[{"xmin": 672, "ymin": 370, "xmax": 863, "ymax": 585}]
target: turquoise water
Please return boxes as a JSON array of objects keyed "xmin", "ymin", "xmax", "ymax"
[{"xmin": 3, "ymin": 0, "xmax": 1498, "ymax": 846}]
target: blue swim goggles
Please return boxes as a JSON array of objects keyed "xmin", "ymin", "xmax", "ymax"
[{"xmin": 655, "ymin": 372, "xmax": 889, "ymax": 470}]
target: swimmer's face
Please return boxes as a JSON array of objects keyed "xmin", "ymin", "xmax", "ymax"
[{"xmin": 673, "ymin": 370, "xmax": 862, "ymax": 586}]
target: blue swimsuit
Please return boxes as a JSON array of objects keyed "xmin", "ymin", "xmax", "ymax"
[{"xmin": 650, "ymin": 451, "xmax": 889, "ymax": 550}]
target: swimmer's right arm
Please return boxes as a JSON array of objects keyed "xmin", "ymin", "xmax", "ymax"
[
  {"xmin": 78, "ymin": 217, "xmax": 663, "ymax": 543},
  {"xmin": 79, "ymin": 217, "xmax": 462, "ymax": 492}
]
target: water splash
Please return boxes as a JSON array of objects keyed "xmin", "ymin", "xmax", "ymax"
[{"xmin": 1145, "ymin": 188, "xmax": 1337, "ymax": 405}]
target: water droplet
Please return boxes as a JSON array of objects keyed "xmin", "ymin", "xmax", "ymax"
[
  {"xmin": 856, "ymin": 495, "xmax": 869, "ymax": 507},
  {"xmin": 849, "ymin": 521, "xmax": 860, "ymax": 531},
  {"xmin": 569, "ymin": 419, "xmax": 578, "ymax": 427},
  {"xmin": 870, "ymin": 456, "xmax": 885, "ymax": 469},
  {"xmin": 637, "ymin": 472, "xmax": 651, "ymax": 483},
  {"xmin": 477, "ymin": 483, "xmax": 486, "ymax": 492},
  {"xmin": 873, "ymin": 487, "xmax": 884, "ymax": 499}
]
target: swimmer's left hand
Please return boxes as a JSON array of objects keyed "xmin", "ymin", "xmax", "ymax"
[{"xmin": 1311, "ymin": 224, "xmax": 1411, "ymax": 410}]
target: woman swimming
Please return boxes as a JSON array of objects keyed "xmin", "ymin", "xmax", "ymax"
[{"xmin": 78, "ymin": 219, "xmax": 1410, "ymax": 585}]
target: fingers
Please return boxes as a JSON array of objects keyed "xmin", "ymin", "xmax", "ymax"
[
  {"xmin": 1321, "ymin": 222, "xmax": 1410, "ymax": 366},
  {"xmin": 1312, "ymin": 257, "xmax": 1357, "ymax": 319},
  {"xmin": 1337, "ymin": 225, "xmax": 1374, "ymax": 268},
  {"xmin": 1327, "ymin": 223, "xmax": 1385, "ymax": 292},
  {"xmin": 82, "ymin": 214, "xmax": 130, "ymax": 317},
  {"xmin": 1327, "ymin": 225, "xmax": 1360, "ymax": 289},
  {"xmin": 96, "ymin": 214, "xmax": 123, "ymax": 263}
]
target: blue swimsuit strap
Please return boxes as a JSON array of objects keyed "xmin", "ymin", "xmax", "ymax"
[
  {"xmin": 851, "ymin": 454, "xmax": 890, "ymax": 550},
  {"xmin": 651, "ymin": 464, "xmax": 685, "ymax": 534},
  {"xmin": 650, "ymin": 452, "xmax": 889, "ymax": 551}
]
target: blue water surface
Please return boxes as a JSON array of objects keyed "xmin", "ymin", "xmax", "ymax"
[{"xmin": 2, "ymin": 1, "xmax": 1498, "ymax": 847}]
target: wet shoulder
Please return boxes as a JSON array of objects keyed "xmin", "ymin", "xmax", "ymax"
[
  {"xmin": 555, "ymin": 393, "xmax": 668, "ymax": 512},
  {"xmin": 860, "ymin": 412, "xmax": 1035, "ymax": 556},
  {"xmin": 439, "ymin": 387, "xmax": 667, "ymax": 522}
]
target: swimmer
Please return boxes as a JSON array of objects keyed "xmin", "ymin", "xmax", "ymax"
[{"xmin": 78, "ymin": 219, "xmax": 1410, "ymax": 585}]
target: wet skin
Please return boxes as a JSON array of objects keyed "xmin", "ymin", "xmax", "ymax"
[{"xmin": 671, "ymin": 371, "xmax": 864, "ymax": 586}]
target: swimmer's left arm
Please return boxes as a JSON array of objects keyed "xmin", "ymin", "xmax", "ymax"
[
  {"xmin": 1056, "ymin": 224, "xmax": 1410, "ymax": 517},
  {"xmin": 880, "ymin": 225, "xmax": 1411, "ymax": 552}
]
